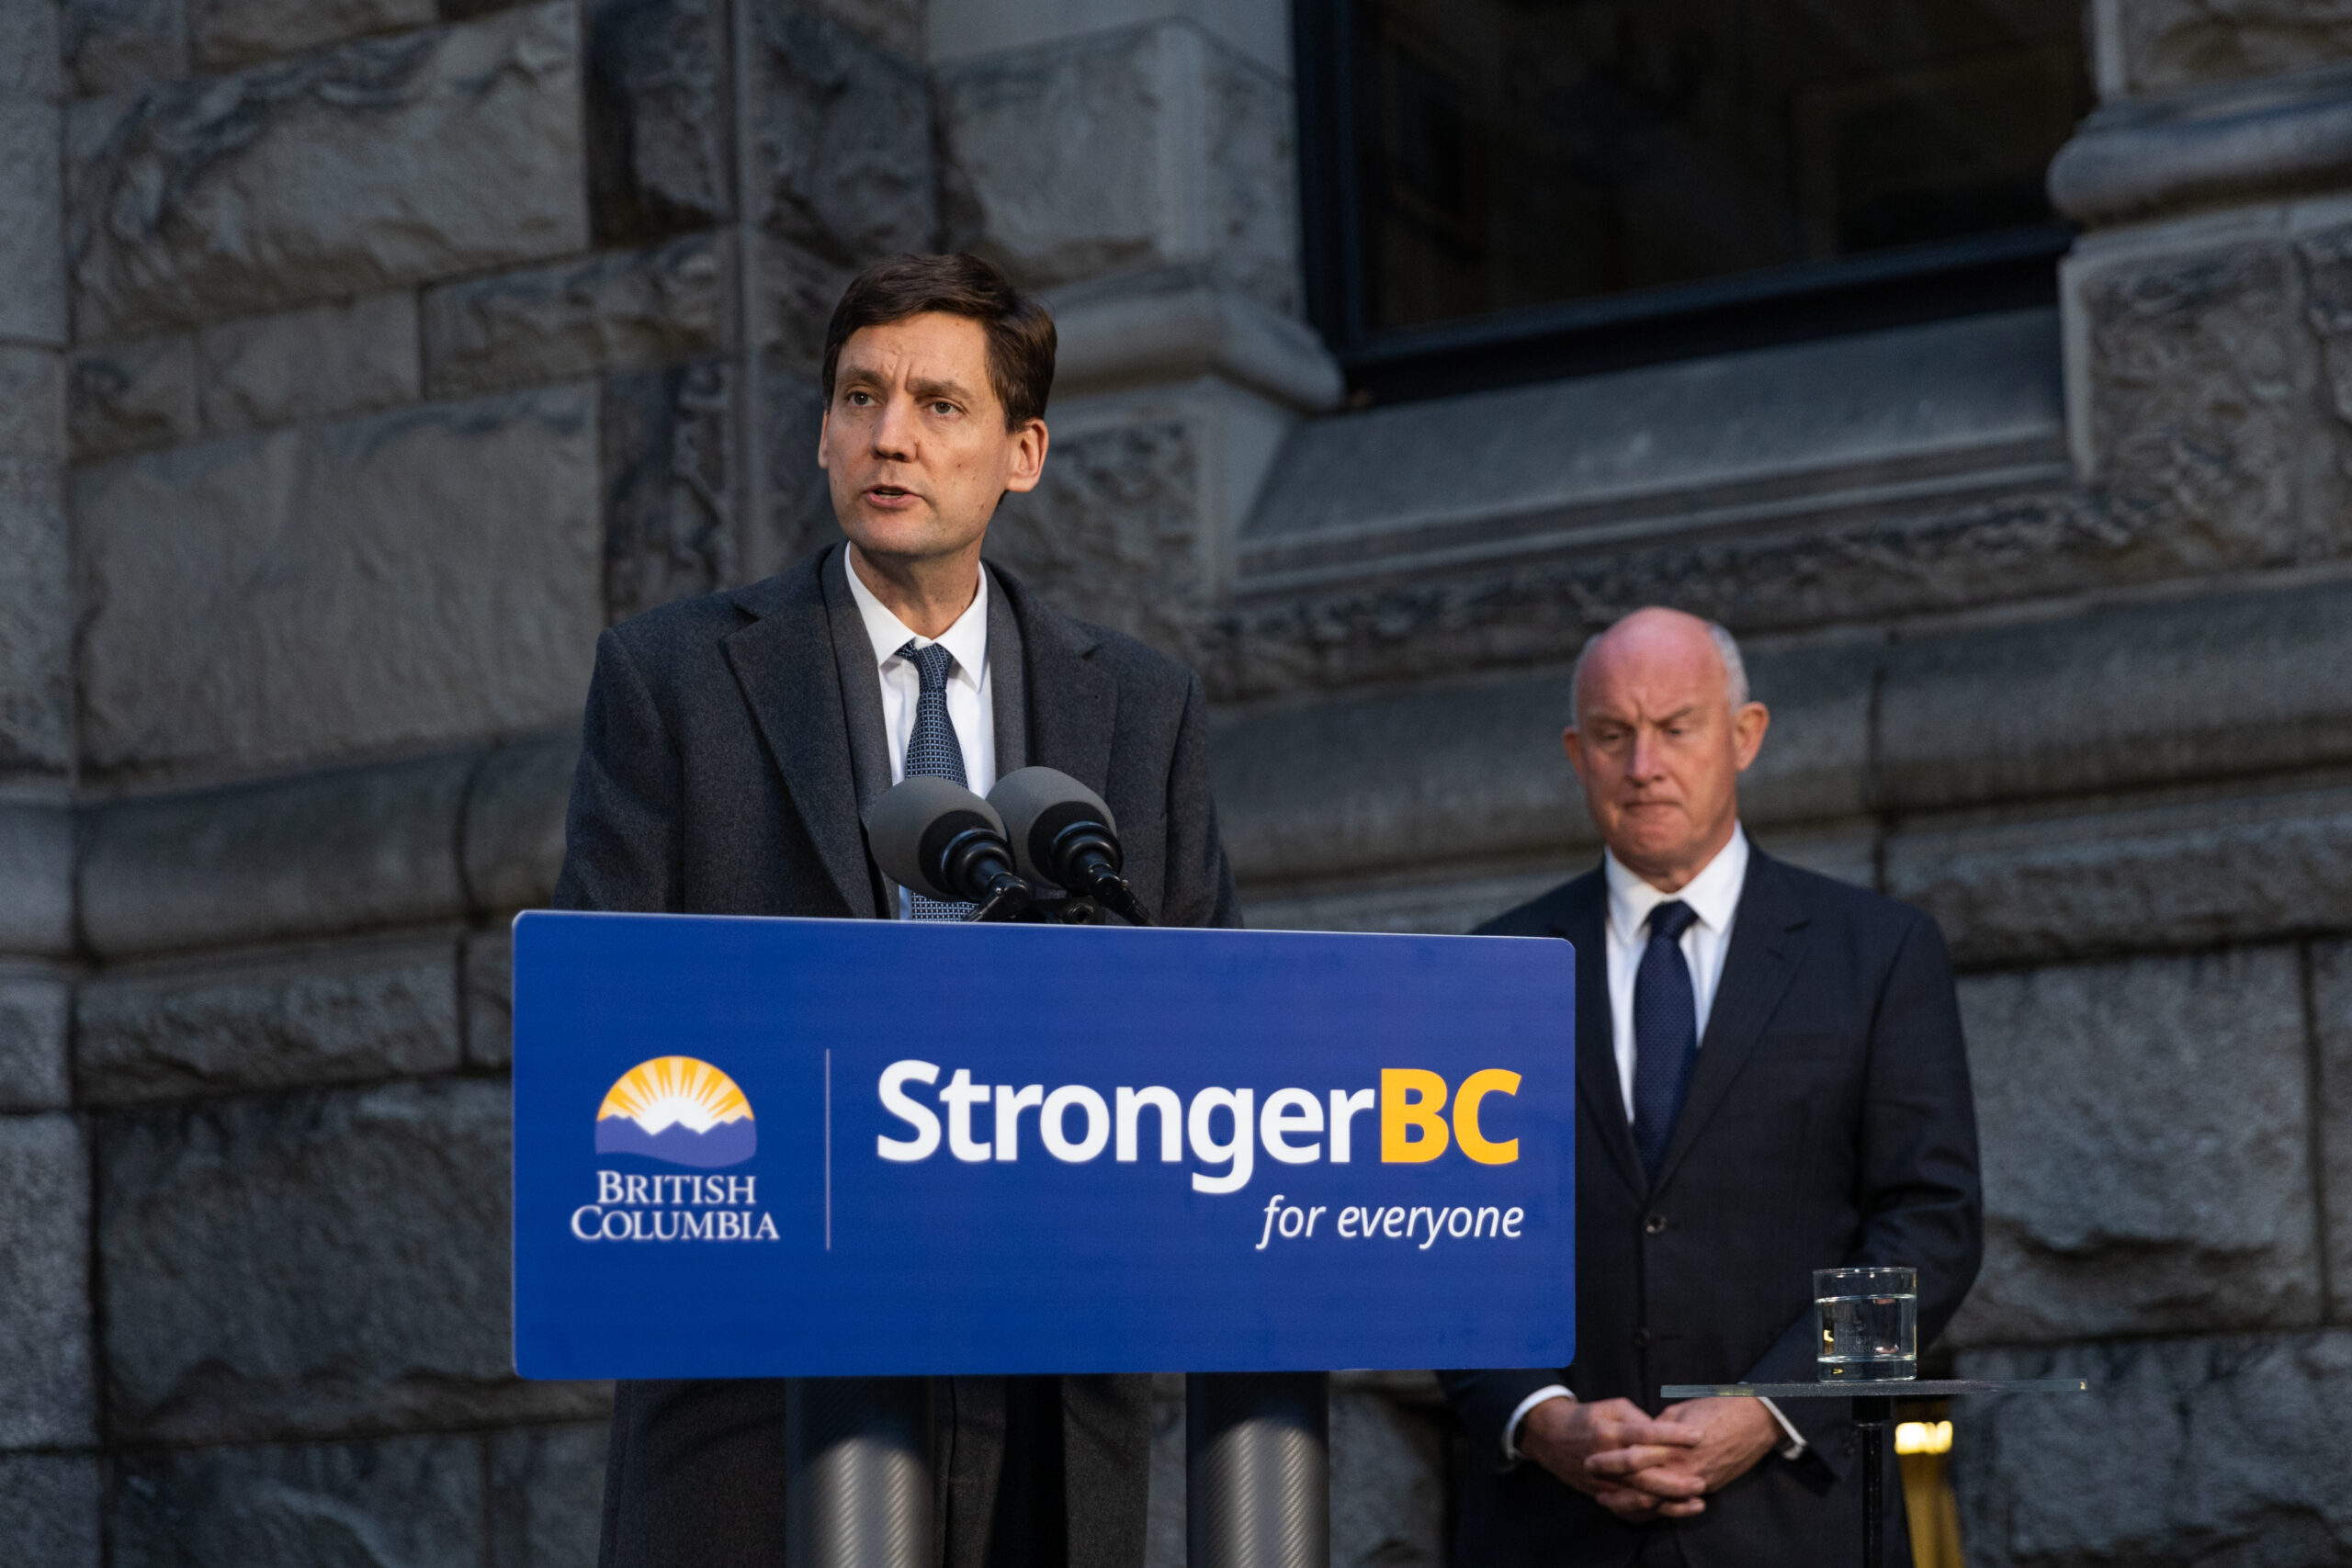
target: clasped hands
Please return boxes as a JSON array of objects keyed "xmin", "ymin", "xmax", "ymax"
[{"xmin": 1517, "ymin": 1395, "xmax": 1781, "ymax": 1521}]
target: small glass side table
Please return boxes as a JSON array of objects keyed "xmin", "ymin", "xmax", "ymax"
[{"xmin": 1660, "ymin": 1379, "xmax": 2086, "ymax": 1565}]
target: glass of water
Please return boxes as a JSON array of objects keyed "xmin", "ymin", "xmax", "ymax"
[{"xmin": 1815, "ymin": 1266, "xmax": 1917, "ymax": 1382}]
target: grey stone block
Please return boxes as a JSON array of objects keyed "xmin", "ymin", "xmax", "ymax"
[
  {"xmin": 1879, "ymin": 579, "xmax": 2352, "ymax": 813},
  {"xmin": 603, "ymin": 358, "xmax": 737, "ymax": 621},
  {"xmin": 1242, "ymin": 863, "xmax": 1585, "ymax": 937},
  {"xmin": 2309, "ymin": 941, "xmax": 2352, "ymax": 1314},
  {"xmin": 0, "ymin": 1112, "xmax": 95, "ymax": 1448},
  {"xmin": 585, "ymin": 0, "xmax": 729, "ymax": 244},
  {"xmin": 1948, "ymin": 948, "xmax": 2320, "ymax": 1347},
  {"xmin": 750, "ymin": 230, "xmax": 851, "ymax": 377},
  {"xmin": 198, "ymin": 291, "xmax": 423, "ymax": 434},
  {"xmin": 758, "ymin": 363, "xmax": 842, "ymax": 577},
  {"xmin": 0, "ymin": 798, "xmax": 74, "ymax": 958},
  {"xmin": 424, "ymin": 232, "xmax": 726, "ymax": 400},
  {"xmin": 0, "ymin": 0, "xmax": 62, "ymax": 100},
  {"xmin": 81, "ymin": 750, "xmax": 474, "ymax": 959},
  {"xmin": 0, "ymin": 345, "xmax": 62, "ymax": 459},
  {"xmin": 1048, "ymin": 267, "xmax": 1341, "ymax": 412},
  {"xmin": 0, "ymin": 93, "xmax": 63, "ymax": 346},
  {"xmin": 68, "ymin": 4, "xmax": 588, "ymax": 339},
  {"xmin": 463, "ymin": 927, "xmax": 512, "ymax": 1066},
  {"xmin": 1953, "ymin": 1331, "xmax": 2352, "ymax": 1566},
  {"xmin": 2052, "ymin": 62, "xmax": 2352, "ymax": 226},
  {"xmin": 2120, "ymin": 1, "xmax": 2352, "ymax": 96},
  {"xmin": 488, "ymin": 1422, "xmax": 613, "ymax": 1568},
  {"xmin": 100, "ymin": 1077, "xmax": 602, "ymax": 1443},
  {"xmin": 62, "ymin": 0, "xmax": 185, "ymax": 96},
  {"xmin": 1237, "ymin": 309, "xmax": 2066, "ymax": 594},
  {"xmin": 0, "ymin": 1454, "xmax": 100, "ymax": 1568},
  {"xmin": 751, "ymin": 0, "xmax": 934, "ymax": 267},
  {"xmin": 2077, "ymin": 240, "xmax": 2324, "ymax": 566},
  {"xmin": 189, "ymin": 0, "xmax": 437, "ymax": 72},
  {"xmin": 463, "ymin": 729, "xmax": 577, "ymax": 915},
  {"xmin": 1889, "ymin": 783, "xmax": 2352, "ymax": 965},
  {"xmin": 983, "ymin": 403, "xmax": 1205, "ymax": 664},
  {"xmin": 1213, "ymin": 667, "xmax": 1590, "ymax": 888},
  {"xmin": 0, "ymin": 456, "xmax": 70, "ymax": 778},
  {"xmin": 804, "ymin": 0, "xmax": 916, "ymax": 59},
  {"xmin": 76, "ymin": 939, "xmax": 462, "ymax": 1106},
  {"xmin": 66, "ymin": 334, "xmax": 198, "ymax": 460},
  {"xmin": 109, "ymin": 1431, "xmax": 486, "ymax": 1567},
  {"xmin": 0, "ymin": 974, "xmax": 70, "ymax": 1111},
  {"xmin": 74, "ymin": 384, "xmax": 602, "ymax": 782},
  {"xmin": 939, "ymin": 23, "xmax": 1294, "ymax": 305},
  {"xmin": 1329, "ymin": 1387, "xmax": 1445, "ymax": 1568}
]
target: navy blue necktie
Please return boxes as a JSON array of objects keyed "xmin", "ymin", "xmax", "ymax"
[
  {"xmin": 1630, "ymin": 899, "xmax": 1701, "ymax": 1183},
  {"xmin": 897, "ymin": 640, "xmax": 975, "ymax": 921}
]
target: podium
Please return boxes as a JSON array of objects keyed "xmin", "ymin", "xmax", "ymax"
[{"xmin": 513, "ymin": 912, "xmax": 1578, "ymax": 1566}]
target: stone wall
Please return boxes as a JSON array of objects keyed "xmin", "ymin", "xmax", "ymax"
[{"xmin": 8, "ymin": 0, "xmax": 2352, "ymax": 1562}]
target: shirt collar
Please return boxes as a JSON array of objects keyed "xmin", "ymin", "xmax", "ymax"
[
  {"xmin": 1604, "ymin": 823, "xmax": 1749, "ymax": 944},
  {"xmin": 842, "ymin": 547, "xmax": 989, "ymax": 687}
]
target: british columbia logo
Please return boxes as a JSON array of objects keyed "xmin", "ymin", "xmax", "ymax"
[{"xmin": 594, "ymin": 1056, "xmax": 757, "ymax": 1168}]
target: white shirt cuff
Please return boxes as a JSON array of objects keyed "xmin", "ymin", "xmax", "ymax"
[
  {"xmin": 1758, "ymin": 1396, "xmax": 1807, "ymax": 1460},
  {"xmin": 1500, "ymin": 1384, "xmax": 1575, "ymax": 1463}
]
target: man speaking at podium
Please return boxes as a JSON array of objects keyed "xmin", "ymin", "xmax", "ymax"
[
  {"xmin": 1443, "ymin": 609, "xmax": 1981, "ymax": 1566},
  {"xmin": 553, "ymin": 253, "xmax": 1239, "ymax": 1568}
]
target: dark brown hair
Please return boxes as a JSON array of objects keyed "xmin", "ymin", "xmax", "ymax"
[{"xmin": 820, "ymin": 253, "xmax": 1057, "ymax": 429}]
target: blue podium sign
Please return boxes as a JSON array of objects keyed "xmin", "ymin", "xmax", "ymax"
[{"xmin": 513, "ymin": 912, "xmax": 1574, "ymax": 1380}]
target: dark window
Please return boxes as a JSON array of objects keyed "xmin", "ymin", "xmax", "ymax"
[{"xmin": 1295, "ymin": 0, "xmax": 2091, "ymax": 400}]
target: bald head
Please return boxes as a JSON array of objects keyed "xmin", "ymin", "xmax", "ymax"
[
  {"xmin": 1562, "ymin": 608, "xmax": 1770, "ymax": 893},
  {"xmin": 1571, "ymin": 609, "xmax": 1747, "ymax": 728}
]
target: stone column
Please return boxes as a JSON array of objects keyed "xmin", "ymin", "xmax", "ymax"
[
  {"xmin": 929, "ymin": 0, "xmax": 1341, "ymax": 666},
  {"xmin": 0, "ymin": 4, "xmax": 99, "ymax": 1564}
]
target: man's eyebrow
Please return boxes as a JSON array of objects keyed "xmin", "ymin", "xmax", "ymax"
[{"xmin": 906, "ymin": 373, "xmax": 978, "ymax": 403}]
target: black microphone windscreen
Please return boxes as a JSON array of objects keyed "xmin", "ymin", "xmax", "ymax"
[
  {"xmin": 987, "ymin": 767, "xmax": 1117, "ymax": 886},
  {"xmin": 863, "ymin": 776, "xmax": 1005, "ymax": 900}
]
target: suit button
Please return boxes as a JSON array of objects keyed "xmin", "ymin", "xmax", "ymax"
[
  {"xmin": 1644, "ymin": 1213, "xmax": 1667, "ymax": 1235},
  {"xmin": 1632, "ymin": 1327, "xmax": 1651, "ymax": 1350}
]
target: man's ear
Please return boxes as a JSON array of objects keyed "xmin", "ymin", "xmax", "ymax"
[
  {"xmin": 1561, "ymin": 726, "xmax": 1589, "ymax": 789},
  {"xmin": 1001, "ymin": 418, "xmax": 1049, "ymax": 495},
  {"xmin": 816, "ymin": 407, "xmax": 831, "ymax": 470},
  {"xmin": 1731, "ymin": 703, "xmax": 1770, "ymax": 771}
]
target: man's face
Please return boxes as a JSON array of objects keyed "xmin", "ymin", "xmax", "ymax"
[
  {"xmin": 818, "ymin": 312, "xmax": 1046, "ymax": 566},
  {"xmin": 1563, "ymin": 611, "xmax": 1769, "ymax": 886}
]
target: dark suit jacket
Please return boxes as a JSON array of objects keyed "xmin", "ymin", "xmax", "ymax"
[
  {"xmin": 1441, "ymin": 848, "xmax": 1981, "ymax": 1568},
  {"xmin": 553, "ymin": 545, "xmax": 1240, "ymax": 1568}
]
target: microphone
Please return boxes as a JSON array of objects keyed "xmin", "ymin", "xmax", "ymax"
[
  {"xmin": 863, "ymin": 777, "xmax": 1034, "ymax": 921},
  {"xmin": 986, "ymin": 767, "xmax": 1155, "ymax": 926}
]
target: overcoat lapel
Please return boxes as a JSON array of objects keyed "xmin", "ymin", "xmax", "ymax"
[
  {"xmin": 720, "ymin": 553, "xmax": 878, "ymax": 919},
  {"xmin": 985, "ymin": 564, "xmax": 1029, "ymax": 775},
  {"xmin": 993, "ymin": 566, "xmax": 1114, "ymax": 791},
  {"xmin": 1550, "ymin": 877, "xmax": 1645, "ymax": 1201},
  {"xmin": 1652, "ymin": 852, "xmax": 1808, "ymax": 1191}
]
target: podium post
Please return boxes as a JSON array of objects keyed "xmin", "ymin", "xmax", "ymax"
[
  {"xmin": 785, "ymin": 1377, "xmax": 933, "ymax": 1568},
  {"xmin": 1187, "ymin": 1372, "xmax": 1329, "ymax": 1568}
]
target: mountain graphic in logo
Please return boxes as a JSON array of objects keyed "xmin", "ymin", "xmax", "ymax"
[{"xmin": 594, "ymin": 1056, "xmax": 757, "ymax": 1168}]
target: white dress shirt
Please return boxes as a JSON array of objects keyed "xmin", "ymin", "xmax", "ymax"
[
  {"xmin": 1603, "ymin": 825, "xmax": 1747, "ymax": 1122},
  {"xmin": 1502, "ymin": 823, "xmax": 1805, "ymax": 1465},
  {"xmin": 842, "ymin": 550, "xmax": 995, "ymax": 917}
]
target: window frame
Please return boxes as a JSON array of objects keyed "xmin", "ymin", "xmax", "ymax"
[{"xmin": 1292, "ymin": 0, "xmax": 2078, "ymax": 405}]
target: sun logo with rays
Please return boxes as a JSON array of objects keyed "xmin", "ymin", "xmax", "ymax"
[{"xmin": 594, "ymin": 1056, "xmax": 757, "ymax": 1168}]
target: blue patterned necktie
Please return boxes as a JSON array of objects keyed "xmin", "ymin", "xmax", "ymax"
[
  {"xmin": 1630, "ymin": 899, "xmax": 1701, "ymax": 1183},
  {"xmin": 897, "ymin": 639, "xmax": 976, "ymax": 920}
]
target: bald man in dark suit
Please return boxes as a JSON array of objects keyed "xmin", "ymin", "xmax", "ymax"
[{"xmin": 1442, "ymin": 609, "xmax": 1980, "ymax": 1567}]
